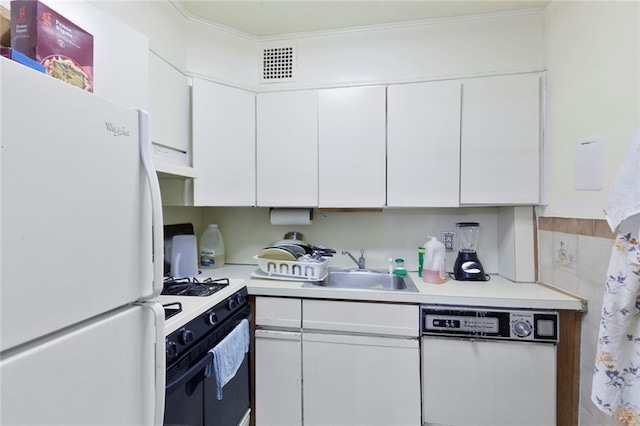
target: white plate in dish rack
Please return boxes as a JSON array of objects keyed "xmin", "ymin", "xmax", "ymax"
[{"xmin": 250, "ymin": 269, "xmax": 328, "ymax": 282}]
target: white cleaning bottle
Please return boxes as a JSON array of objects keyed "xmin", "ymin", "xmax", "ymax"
[
  {"xmin": 423, "ymin": 236, "xmax": 447, "ymax": 284},
  {"xmin": 199, "ymin": 224, "xmax": 226, "ymax": 269}
]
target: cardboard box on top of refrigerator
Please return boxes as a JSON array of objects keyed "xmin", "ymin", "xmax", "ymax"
[
  {"xmin": 10, "ymin": 0, "xmax": 93, "ymax": 92},
  {"xmin": 1, "ymin": 5, "xmax": 11, "ymax": 47}
]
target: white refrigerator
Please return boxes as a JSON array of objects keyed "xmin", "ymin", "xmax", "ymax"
[{"xmin": 0, "ymin": 57, "xmax": 165, "ymax": 425}]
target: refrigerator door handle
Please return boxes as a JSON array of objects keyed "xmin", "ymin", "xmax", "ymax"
[
  {"xmin": 136, "ymin": 300, "xmax": 166, "ymax": 426},
  {"xmin": 138, "ymin": 110, "xmax": 164, "ymax": 300}
]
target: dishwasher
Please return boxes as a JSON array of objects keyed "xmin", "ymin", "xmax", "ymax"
[{"xmin": 420, "ymin": 305, "xmax": 558, "ymax": 426}]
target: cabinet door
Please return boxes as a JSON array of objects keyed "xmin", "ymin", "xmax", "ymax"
[
  {"xmin": 303, "ymin": 299, "xmax": 418, "ymax": 337},
  {"xmin": 149, "ymin": 52, "xmax": 189, "ymax": 152},
  {"xmin": 192, "ymin": 78, "xmax": 256, "ymax": 206},
  {"xmin": 318, "ymin": 86, "xmax": 386, "ymax": 207},
  {"xmin": 387, "ymin": 81, "xmax": 461, "ymax": 207},
  {"xmin": 302, "ymin": 333, "xmax": 421, "ymax": 426},
  {"xmin": 256, "ymin": 91, "xmax": 318, "ymax": 207},
  {"xmin": 460, "ymin": 73, "xmax": 540, "ymax": 204},
  {"xmin": 255, "ymin": 330, "xmax": 302, "ymax": 426},
  {"xmin": 255, "ymin": 297, "xmax": 301, "ymax": 328}
]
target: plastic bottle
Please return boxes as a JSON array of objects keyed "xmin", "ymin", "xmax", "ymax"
[
  {"xmin": 199, "ymin": 224, "xmax": 226, "ymax": 269},
  {"xmin": 418, "ymin": 247, "xmax": 425, "ymax": 277},
  {"xmin": 393, "ymin": 258, "xmax": 407, "ymax": 276},
  {"xmin": 423, "ymin": 236, "xmax": 447, "ymax": 284}
]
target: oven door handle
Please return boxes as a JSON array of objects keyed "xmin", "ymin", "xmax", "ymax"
[{"xmin": 166, "ymin": 352, "xmax": 213, "ymax": 395}]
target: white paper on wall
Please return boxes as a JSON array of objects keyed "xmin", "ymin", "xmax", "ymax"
[{"xmin": 574, "ymin": 137, "xmax": 605, "ymax": 191}]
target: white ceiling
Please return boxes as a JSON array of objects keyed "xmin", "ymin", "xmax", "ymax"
[{"xmin": 174, "ymin": 0, "xmax": 550, "ymax": 38}]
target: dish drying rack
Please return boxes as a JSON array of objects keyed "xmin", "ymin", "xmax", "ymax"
[{"xmin": 254, "ymin": 256, "xmax": 329, "ymax": 281}]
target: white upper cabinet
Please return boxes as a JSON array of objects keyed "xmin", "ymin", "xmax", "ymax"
[
  {"xmin": 460, "ymin": 73, "xmax": 541, "ymax": 205},
  {"xmin": 257, "ymin": 91, "xmax": 318, "ymax": 207},
  {"xmin": 192, "ymin": 78, "xmax": 256, "ymax": 206},
  {"xmin": 318, "ymin": 86, "xmax": 387, "ymax": 207},
  {"xmin": 148, "ymin": 52, "xmax": 189, "ymax": 152},
  {"xmin": 387, "ymin": 81, "xmax": 462, "ymax": 207}
]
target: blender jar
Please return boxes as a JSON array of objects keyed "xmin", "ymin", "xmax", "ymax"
[{"xmin": 456, "ymin": 222, "xmax": 480, "ymax": 253}]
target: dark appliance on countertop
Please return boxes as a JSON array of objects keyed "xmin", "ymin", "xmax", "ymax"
[
  {"xmin": 164, "ymin": 286, "xmax": 251, "ymax": 426},
  {"xmin": 163, "ymin": 223, "xmax": 195, "ymax": 277},
  {"xmin": 452, "ymin": 222, "xmax": 489, "ymax": 281}
]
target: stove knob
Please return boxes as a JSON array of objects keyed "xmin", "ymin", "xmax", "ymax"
[
  {"xmin": 179, "ymin": 329, "xmax": 194, "ymax": 345},
  {"xmin": 513, "ymin": 320, "xmax": 532, "ymax": 338},
  {"xmin": 228, "ymin": 298, "xmax": 238, "ymax": 311},
  {"xmin": 236, "ymin": 293, "xmax": 245, "ymax": 305},
  {"xmin": 166, "ymin": 341, "xmax": 178, "ymax": 360},
  {"xmin": 208, "ymin": 312, "xmax": 218, "ymax": 326}
]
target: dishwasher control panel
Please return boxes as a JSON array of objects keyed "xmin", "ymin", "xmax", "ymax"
[{"xmin": 421, "ymin": 305, "xmax": 558, "ymax": 343}]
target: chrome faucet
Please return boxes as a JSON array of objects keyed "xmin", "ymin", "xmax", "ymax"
[{"xmin": 342, "ymin": 249, "xmax": 366, "ymax": 269}]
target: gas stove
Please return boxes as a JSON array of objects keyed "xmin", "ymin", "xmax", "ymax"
[
  {"xmin": 159, "ymin": 277, "xmax": 248, "ymax": 335},
  {"xmin": 161, "ymin": 277, "xmax": 230, "ymax": 321},
  {"xmin": 162, "ymin": 276, "xmax": 230, "ymax": 297}
]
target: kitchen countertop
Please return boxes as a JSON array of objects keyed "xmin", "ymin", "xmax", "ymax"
[{"xmin": 192, "ymin": 264, "xmax": 586, "ymax": 312}]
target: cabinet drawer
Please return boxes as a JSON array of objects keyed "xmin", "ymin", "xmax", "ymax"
[
  {"xmin": 255, "ymin": 297, "xmax": 301, "ymax": 328},
  {"xmin": 303, "ymin": 300, "xmax": 419, "ymax": 337}
]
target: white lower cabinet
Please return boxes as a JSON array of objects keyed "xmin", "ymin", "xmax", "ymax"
[
  {"xmin": 302, "ymin": 299, "xmax": 421, "ymax": 426},
  {"xmin": 255, "ymin": 330, "xmax": 302, "ymax": 426},
  {"xmin": 255, "ymin": 297, "xmax": 421, "ymax": 426},
  {"xmin": 303, "ymin": 332, "xmax": 421, "ymax": 426},
  {"xmin": 254, "ymin": 297, "xmax": 302, "ymax": 426}
]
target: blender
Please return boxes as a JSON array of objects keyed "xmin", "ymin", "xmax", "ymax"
[{"xmin": 452, "ymin": 222, "xmax": 488, "ymax": 281}]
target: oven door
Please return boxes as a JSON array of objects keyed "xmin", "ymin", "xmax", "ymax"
[
  {"xmin": 204, "ymin": 352, "xmax": 250, "ymax": 426},
  {"xmin": 164, "ymin": 306, "xmax": 251, "ymax": 426}
]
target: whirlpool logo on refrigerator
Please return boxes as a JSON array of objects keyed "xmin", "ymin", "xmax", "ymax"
[{"xmin": 105, "ymin": 122, "xmax": 131, "ymax": 137}]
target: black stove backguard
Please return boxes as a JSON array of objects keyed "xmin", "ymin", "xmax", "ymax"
[
  {"xmin": 163, "ymin": 302, "xmax": 183, "ymax": 320},
  {"xmin": 162, "ymin": 277, "xmax": 230, "ymax": 297}
]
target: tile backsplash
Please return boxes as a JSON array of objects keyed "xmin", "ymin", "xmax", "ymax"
[{"xmin": 538, "ymin": 217, "xmax": 620, "ymax": 426}]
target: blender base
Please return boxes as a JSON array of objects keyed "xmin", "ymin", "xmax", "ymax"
[{"xmin": 452, "ymin": 252, "xmax": 489, "ymax": 281}]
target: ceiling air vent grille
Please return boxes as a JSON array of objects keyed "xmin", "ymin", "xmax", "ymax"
[{"xmin": 260, "ymin": 46, "xmax": 296, "ymax": 83}]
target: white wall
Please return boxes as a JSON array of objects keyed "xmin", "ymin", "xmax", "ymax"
[
  {"xmin": 180, "ymin": 7, "xmax": 546, "ymax": 92},
  {"xmin": 200, "ymin": 207, "xmax": 500, "ymax": 274},
  {"xmin": 258, "ymin": 10, "xmax": 544, "ymax": 91},
  {"xmin": 185, "ymin": 21, "xmax": 257, "ymax": 89},
  {"xmin": 542, "ymin": 3, "xmax": 640, "ymax": 425},
  {"xmin": 543, "ymin": 1, "xmax": 640, "ymax": 219}
]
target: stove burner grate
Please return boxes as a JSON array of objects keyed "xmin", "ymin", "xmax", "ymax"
[{"xmin": 162, "ymin": 277, "xmax": 230, "ymax": 297}]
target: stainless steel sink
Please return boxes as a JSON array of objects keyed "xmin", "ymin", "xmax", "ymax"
[{"xmin": 303, "ymin": 269, "xmax": 419, "ymax": 292}]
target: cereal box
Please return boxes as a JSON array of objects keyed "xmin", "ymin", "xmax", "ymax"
[{"xmin": 10, "ymin": 0, "xmax": 93, "ymax": 92}]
